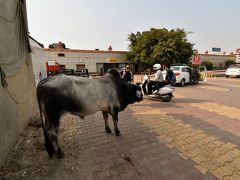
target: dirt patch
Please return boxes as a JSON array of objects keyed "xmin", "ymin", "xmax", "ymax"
[
  {"xmin": 0, "ymin": 121, "xmax": 47, "ymax": 179},
  {"xmin": 0, "ymin": 114, "xmax": 104, "ymax": 180}
]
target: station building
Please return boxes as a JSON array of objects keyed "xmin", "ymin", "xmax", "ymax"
[{"xmin": 44, "ymin": 42, "xmax": 135, "ymax": 75}]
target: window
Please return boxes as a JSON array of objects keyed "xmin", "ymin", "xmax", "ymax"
[
  {"xmin": 182, "ymin": 67, "xmax": 189, "ymax": 72},
  {"xmin": 76, "ymin": 64, "xmax": 85, "ymax": 71},
  {"xmin": 187, "ymin": 67, "xmax": 192, "ymax": 72},
  {"xmin": 171, "ymin": 66, "xmax": 180, "ymax": 71},
  {"xmin": 60, "ymin": 65, "xmax": 66, "ymax": 71},
  {"xmin": 58, "ymin": 53, "xmax": 65, "ymax": 57}
]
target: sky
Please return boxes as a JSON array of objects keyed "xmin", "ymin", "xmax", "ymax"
[{"xmin": 27, "ymin": 0, "xmax": 240, "ymax": 53}]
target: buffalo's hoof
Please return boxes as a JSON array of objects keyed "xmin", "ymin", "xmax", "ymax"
[
  {"xmin": 105, "ymin": 127, "xmax": 112, "ymax": 133},
  {"xmin": 115, "ymin": 130, "xmax": 121, "ymax": 136},
  {"xmin": 47, "ymin": 150, "xmax": 54, "ymax": 159},
  {"xmin": 57, "ymin": 150, "xmax": 65, "ymax": 159},
  {"xmin": 48, "ymin": 154, "xmax": 54, "ymax": 159}
]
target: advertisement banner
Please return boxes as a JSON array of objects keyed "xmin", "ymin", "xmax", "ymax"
[{"xmin": 192, "ymin": 55, "xmax": 200, "ymax": 64}]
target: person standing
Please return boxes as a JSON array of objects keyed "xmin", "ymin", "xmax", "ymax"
[
  {"xmin": 120, "ymin": 65, "xmax": 133, "ymax": 82},
  {"xmin": 39, "ymin": 72, "xmax": 42, "ymax": 81},
  {"xmin": 165, "ymin": 64, "xmax": 176, "ymax": 86}
]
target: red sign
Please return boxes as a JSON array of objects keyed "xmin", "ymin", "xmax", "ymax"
[
  {"xmin": 45, "ymin": 62, "xmax": 60, "ymax": 74},
  {"xmin": 192, "ymin": 55, "xmax": 200, "ymax": 64}
]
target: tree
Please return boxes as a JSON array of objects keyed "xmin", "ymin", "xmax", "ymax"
[
  {"xmin": 225, "ymin": 60, "xmax": 236, "ymax": 68},
  {"xmin": 201, "ymin": 61, "xmax": 213, "ymax": 70},
  {"xmin": 127, "ymin": 28, "xmax": 194, "ymax": 66}
]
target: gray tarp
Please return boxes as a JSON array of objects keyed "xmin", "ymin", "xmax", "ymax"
[{"xmin": 0, "ymin": 0, "xmax": 31, "ymax": 81}]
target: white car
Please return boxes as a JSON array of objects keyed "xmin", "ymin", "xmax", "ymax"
[
  {"xmin": 225, "ymin": 64, "xmax": 240, "ymax": 78},
  {"xmin": 162, "ymin": 65, "xmax": 206, "ymax": 86}
]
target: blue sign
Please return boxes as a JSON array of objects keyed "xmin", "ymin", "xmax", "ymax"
[{"xmin": 212, "ymin": 47, "xmax": 221, "ymax": 52}]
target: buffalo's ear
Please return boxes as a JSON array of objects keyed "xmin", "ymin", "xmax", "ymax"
[{"xmin": 136, "ymin": 90, "xmax": 142, "ymax": 99}]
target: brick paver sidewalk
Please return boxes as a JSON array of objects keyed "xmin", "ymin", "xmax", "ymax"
[{"xmin": 1, "ymin": 78, "xmax": 240, "ymax": 179}]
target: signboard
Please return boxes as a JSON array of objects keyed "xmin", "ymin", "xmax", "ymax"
[
  {"xmin": 192, "ymin": 55, "xmax": 200, "ymax": 64},
  {"xmin": 108, "ymin": 58, "xmax": 117, "ymax": 63},
  {"xmin": 47, "ymin": 60, "xmax": 56, "ymax": 66},
  {"xmin": 212, "ymin": 47, "xmax": 221, "ymax": 52}
]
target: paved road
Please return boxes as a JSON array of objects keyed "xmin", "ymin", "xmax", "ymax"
[{"xmin": 1, "ymin": 77, "xmax": 240, "ymax": 179}]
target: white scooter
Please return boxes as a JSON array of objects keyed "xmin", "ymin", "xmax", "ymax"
[{"xmin": 141, "ymin": 75, "xmax": 174, "ymax": 102}]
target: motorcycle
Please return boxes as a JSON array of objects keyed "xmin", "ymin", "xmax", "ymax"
[{"xmin": 141, "ymin": 75, "xmax": 174, "ymax": 102}]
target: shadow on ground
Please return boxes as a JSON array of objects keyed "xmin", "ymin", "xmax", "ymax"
[{"xmin": 0, "ymin": 109, "xmax": 215, "ymax": 180}]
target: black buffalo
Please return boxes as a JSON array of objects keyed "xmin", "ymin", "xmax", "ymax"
[{"xmin": 36, "ymin": 69, "xmax": 143, "ymax": 158}]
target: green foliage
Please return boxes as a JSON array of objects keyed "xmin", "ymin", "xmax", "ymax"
[
  {"xmin": 225, "ymin": 60, "xmax": 236, "ymax": 68},
  {"xmin": 127, "ymin": 28, "xmax": 194, "ymax": 66},
  {"xmin": 201, "ymin": 61, "xmax": 213, "ymax": 70},
  {"xmin": 192, "ymin": 64, "xmax": 200, "ymax": 69}
]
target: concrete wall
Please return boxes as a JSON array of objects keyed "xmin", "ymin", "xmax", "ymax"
[
  {"xmin": 31, "ymin": 46, "xmax": 46, "ymax": 85},
  {"xmin": 44, "ymin": 50, "xmax": 127, "ymax": 73},
  {"xmin": 0, "ymin": 55, "xmax": 38, "ymax": 166},
  {"xmin": 200, "ymin": 54, "xmax": 236, "ymax": 67}
]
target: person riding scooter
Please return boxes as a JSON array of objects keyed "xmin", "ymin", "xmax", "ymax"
[{"xmin": 142, "ymin": 64, "xmax": 165, "ymax": 95}]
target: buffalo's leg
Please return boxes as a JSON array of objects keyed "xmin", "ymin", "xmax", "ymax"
[
  {"xmin": 42, "ymin": 112, "xmax": 55, "ymax": 158},
  {"xmin": 44, "ymin": 113, "xmax": 64, "ymax": 159},
  {"xmin": 112, "ymin": 109, "xmax": 120, "ymax": 136},
  {"xmin": 48, "ymin": 125, "xmax": 64, "ymax": 159},
  {"xmin": 42, "ymin": 125, "xmax": 55, "ymax": 158},
  {"xmin": 102, "ymin": 111, "xmax": 112, "ymax": 133}
]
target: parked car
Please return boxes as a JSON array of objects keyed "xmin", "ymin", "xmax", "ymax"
[
  {"xmin": 225, "ymin": 64, "xmax": 240, "ymax": 78},
  {"xmin": 162, "ymin": 65, "xmax": 206, "ymax": 86}
]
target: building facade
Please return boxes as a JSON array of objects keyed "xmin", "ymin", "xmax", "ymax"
[
  {"xmin": 44, "ymin": 42, "xmax": 132, "ymax": 75},
  {"xmin": 29, "ymin": 36, "xmax": 46, "ymax": 84},
  {"xmin": 34, "ymin": 42, "xmax": 240, "ymax": 78},
  {"xmin": 197, "ymin": 53, "xmax": 236, "ymax": 68}
]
